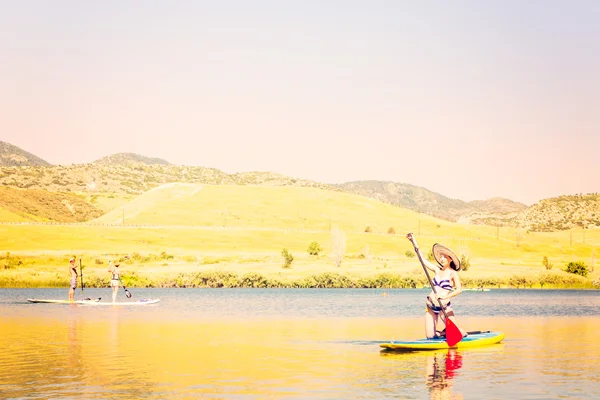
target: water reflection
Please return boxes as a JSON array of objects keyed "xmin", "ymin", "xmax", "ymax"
[
  {"xmin": 379, "ymin": 349, "xmax": 464, "ymax": 399},
  {"xmin": 2, "ymin": 289, "xmax": 600, "ymax": 399},
  {"xmin": 425, "ymin": 350, "xmax": 463, "ymax": 400}
]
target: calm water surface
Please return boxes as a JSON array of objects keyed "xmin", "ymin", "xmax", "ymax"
[{"xmin": 1, "ymin": 289, "xmax": 599, "ymax": 399}]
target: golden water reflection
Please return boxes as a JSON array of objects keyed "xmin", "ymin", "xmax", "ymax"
[{"xmin": 1, "ymin": 312, "xmax": 599, "ymax": 399}]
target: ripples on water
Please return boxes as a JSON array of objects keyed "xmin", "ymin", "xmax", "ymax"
[{"xmin": 1, "ymin": 288, "xmax": 599, "ymax": 399}]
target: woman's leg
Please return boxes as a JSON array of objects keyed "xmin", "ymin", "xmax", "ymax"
[
  {"xmin": 425, "ymin": 308, "xmax": 437, "ymax": 338},
  {"xmin": 112, "ymin": 285, "xmax": 118, "ymax": 302}
]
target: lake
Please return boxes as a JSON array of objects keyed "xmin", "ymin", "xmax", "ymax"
[{"xmin": 1, "ymin": 288, "xmax": 599, "ymax": 399}]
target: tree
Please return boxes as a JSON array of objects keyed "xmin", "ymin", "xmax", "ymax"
[
  {"xmin": 331, "ymin": 226, "xmax": 347, "ymax": 267},
  {"xmin": 516, "ymin": 229, "xmax": 523, "ymax": 247},
  {"xmin": 281, "ymin": 248, "xmax": 294, "ymax": 269},
  {"xmin": 307, "ymin": 241, "xmax": 322, "ymax": 256},
  {"xmin": 542, "ymin": 256, "xmax": 553, "ymax": 270},
  {"xmin": 460, "ymin": 255, "xmax": 471, "ymax": 271}
]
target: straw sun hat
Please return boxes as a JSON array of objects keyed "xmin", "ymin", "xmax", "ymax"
[{"xmin": 432, "ymin": 244, "xmax": 461, "ymax": 271}]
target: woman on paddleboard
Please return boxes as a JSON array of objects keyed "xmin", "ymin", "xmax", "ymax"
[
  {"xmin": 108, "ymin": 261, "xmax": 121, "ymax": 303},
  {"xmin": 406, "ymin": 233, "xmax": 467, "ymax": 339},
  {"xmin": 68, "ymin": 256, "xmax": 78, "ymax": 301}
]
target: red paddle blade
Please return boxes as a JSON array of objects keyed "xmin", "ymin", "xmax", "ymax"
[{"xmin": 445, "ymin": 318, "xmax": 463, "ymax": 347}]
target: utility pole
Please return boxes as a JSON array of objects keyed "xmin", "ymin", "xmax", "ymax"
[{"xmin": 570, "ymin": 230, "xmax": 572, "ymax": 246}]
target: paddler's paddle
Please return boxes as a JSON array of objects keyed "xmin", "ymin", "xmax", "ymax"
[
  {"xmin": 407, "ymin": 233, "xmax": 463, "ymax": 347},
  {"xmin": 79, "ymin": 257, "xmax": 92, "ymax": 301},
  {"xmin": 79, "ymin": 258, "xmax": 100, "ymax": 302},
  {"xmin": 119, "ymin": 277, "xmax": 132, "ymax": 298}
]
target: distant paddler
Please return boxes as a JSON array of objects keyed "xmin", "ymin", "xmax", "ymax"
[
  {"xmin": 108, "ymin": 261, "xmax": 121, "ymax": 302},
  {"xmin": 68, "ymin": 256, "xmax": 78, "ymax": 301}
]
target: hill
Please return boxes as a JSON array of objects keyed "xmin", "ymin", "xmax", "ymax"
[
  {"xmin": 0, "ymin": 142, "xmax": 595, "ymax": 231},
  {"xmin": 93, "ymin": 152, "xmax": 171, "ymax": 165},
  {"xmin": 515, "ymin": 193, "xmax": 600, "ymax": 231},
  {"xmin": 0, "ymin": 164, "xmax": 331, "ymax": 195},
  {"xmin": 0, "ymin": 141, "xmax": 50, "ymax": 167},
  {"xmin": 334, "ymin": 181, "xmax": 526, "ymax": 224},
  {"xmin": 0, "ymin": 186, "xmax": 103, "ymax": 223},
  {"xmin": 93, "ymin": 182, "xmax": 430, "ymax": 233}
]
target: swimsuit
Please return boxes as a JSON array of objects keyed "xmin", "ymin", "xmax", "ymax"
[
  {"xmin": 111, "ymin": 267, "xmax": 120, "ymax": 287},
  {"xmin": 70, "ymin": 277, "xmax": 77, "ymax": 290},
  {"xmin": 426, "ymin": 274, "xmax": 453, "ymax": 314}
]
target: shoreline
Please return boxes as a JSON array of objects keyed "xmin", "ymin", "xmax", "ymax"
[{"xmin": 1, "ymin": 269, "xmax": 596, "ymax": 290}]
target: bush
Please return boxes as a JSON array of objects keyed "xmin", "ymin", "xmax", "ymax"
[
  {"xmin": 387, "ymin": 227, "xmax": 396, "ymax": 234},
  {"xmin": 565, "ymin": 261, "xmax": 589, "ymax": 277},
  {"xmin": 1, "ymin": 252, "xmax": 23, "ymax": 270},
  {"xmin": 542, "ymin": 256, "xmax": 553, "ymax": 270},
  {"xmin": 281, "ymin": 248, "xmax": 294, "ymax": 269},
  {"xmin": 307, "ymin": 241, "xmax": 322, "ymax": 256},
  {"xmin": 405, "ymin": 250, "xmax": 415, "ymax": 258},
  {"xmin": 508, "ymin": 275, "xmax": 535, "ymax": 288},
  {"xmin": 364, "ymin": 226, "xmax": 372, "ymax": 233},
  {"xmin": 460, "ymin": 255, "xmax": 470, "ymax": 271}
]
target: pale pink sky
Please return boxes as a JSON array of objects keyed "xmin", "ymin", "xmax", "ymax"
[{"xmin": 1, "ymin": 1, "xmax": 599, "ymax": 205}]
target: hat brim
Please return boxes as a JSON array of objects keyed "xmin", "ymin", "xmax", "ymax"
[{"xmin": 432, "ymin": 244, "xmax": 461, "ymax": 271}]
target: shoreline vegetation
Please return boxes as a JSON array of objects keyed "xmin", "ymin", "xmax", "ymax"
[{"xmin": 1, "ymin": 252, "xmax": 598, "ymax": 290}]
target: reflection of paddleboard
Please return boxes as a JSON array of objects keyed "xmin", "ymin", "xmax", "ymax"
[
  {"xmin": 27, "ymin": 298, "xmax": 101, "ymax": 304},
  {"xmin": 381, "ymin": 331, "xmax": 504, "ymax": 351},
  {"xmin": 27, "ymin": 298, "xmax": 159, "ymax": 305}
]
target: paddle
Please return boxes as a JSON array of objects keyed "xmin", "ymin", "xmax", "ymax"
[
  {"xmin": 79, "ymin": 258, "xmax": 92, "ymax": 301},
  {"xmin": 407, "ymin": 233, "xmax": 463, "ymax": 347},
  {"xmin": 119, "ymin": 277, "xmax": 132, "ymax": 298},
  {"xmin": 438, "ymin": 330, "xmax": 490, "ymax": 337}
]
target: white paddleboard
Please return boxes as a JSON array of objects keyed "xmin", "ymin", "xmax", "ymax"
[
  {"xmin": 28, "ymin": 298, "xmax": 160, "ymax": 305},
  {"xmin": 27, "ymin": 298, "xmax": 101, "ymax": 304}
]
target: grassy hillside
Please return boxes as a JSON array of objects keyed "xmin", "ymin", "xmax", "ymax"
[
  {"xmin": 0, "ymin": 187, "xmax": 103, "ymax": 222},
  {"xmin": 0, "ymin": 207, "xmax": 29, "ymax": 222},
  {"xmin": 1, "ymin": 183, "xmax": 598, "ymax": 289},
  {"xmin": 94, "ymin": 183, "xmax": 439, "ymax": 232}
]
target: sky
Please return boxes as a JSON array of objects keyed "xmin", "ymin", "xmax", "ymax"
[{"xmin": 1, "ymin": 1, "xmax": 599, "ymax": 205}]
